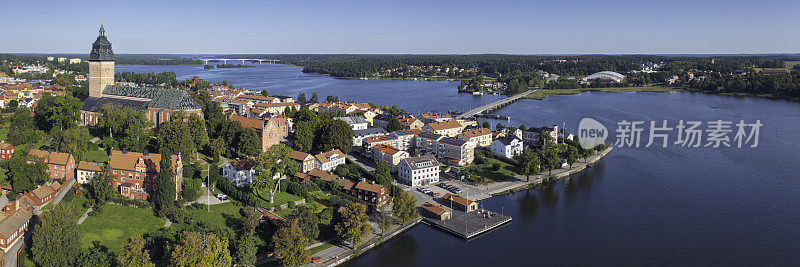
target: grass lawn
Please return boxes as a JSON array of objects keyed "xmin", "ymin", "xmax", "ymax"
[
  {"xmin": 256, "ymin": 190, "xmax": 303, "ymax": 208},
  {"xmin": 0, "ymin": 124, "xmax": 9, "ymax": 141},
  {"xmin": 467, "ymin": 154, "xmax": 519, "ymax": 184},
  {"xmin": 80, "ymin": 204, "xmax": 167, "ymax": 253},
  {"xmin": 524, "ymin": 86, "xmax": 681, "ymax": 100},
  {"xmin": 308, "ymin": 243, "xmax": 334, "ymax": 255},
  {"xmin": 83, "ymin": 148, "xmax": 108, "ymax": 163}
]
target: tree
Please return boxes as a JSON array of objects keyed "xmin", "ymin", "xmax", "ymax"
[
  {"xmin": 170, "ymin": 231, "xmax": 232, "ymax": 267},
  {"xmin": 6, "ymin": 153, "xmax": 48, "ymax": 194},
  {"xmin": 566, "ymin": 145, "xmax": 579, "ymax": 169},
  {"xmin": 392, "ymin": 190, "xmax": 418, "ymax": 224},
  {"xmin": 181, "ymin": 178, "xmax": 202, "ymax": 202},
  {"xmin": 34, "ymin": 93, "xmax": 82, "ymax": 131},
  {"xmin": 314, "ymin": 119, "xmax": 354, "ymax": 153},
  {"xmin": 386, "ymin": 117, "xmax": 403, "ymax": 132},
  {"xmin": 272, "ymin": 219, "xmax": 311, "ymax": 266},
  {"xmin": 310, "ymin": 92, "xmax": 319, "ymax": 103},
  {"xmin": 253, "ymin": 144, "xmax": 299, "ymax": 203},
  {"xmin": 260, "ymin": 90, "xmax": 270, "ymax": 97},
  {"xmin": 89, "ymin": 165, "xmax": 114, "ymax": 206},
  {"xmin": 296, "ymin": 92, "xmax": 306, "ymax": 103},
  {"xmin": 118, "ymin": 235, "xmax": 155, "ymax": 267},
  {"xmin": 335, "ymin": 203, "xmax": 371, "ymax": 248},
  {"xmin": 234, "ymin": 209, "xmax": 259, "ymax": 266},
  {"xmin": 50, "ymin": 127, "xmax": 91, "ymax": 161},
  {"xmin": 8, "ymin": 107, "xmax": 39, "ymax": 145},
  {"xmin": 541, "ymin": 149, "xmax": 560, "ymax": 175},
  {"xmin": 98, "ymin": 105, "xmax": 152, "ymax": 151},
  {"xmin": 187, "ymin": 114, "xmax": 209, "ymax": 158},
  {"xmin": 236, "ymin": 128, "xmax": 261, "ymax": 157},
  {"xmin": 515, "ymin": 148, "xmax": 541, "ymax": 181},
  {"xmin": 293, "ymin": 121, "xmax": 316, "ymax": 153},
  {"xmin": 290, "ymin": 204, "xmax": 320, "ymax": 241},
  {"xmin": 76, "ymin": 241, "xmax": 114, "ymax": 267},
  {"xmin": 157, "ymin": 112, "xmax": 195, "ymax": 157},
  {"xmin": 496, "ymin": 123, "xmax": 504, "ymax": 130},
  {"xmin": 32, "ymin": 204, "xmax": 82, "ymax": 267},
  {"xmin": 155, "ymin": 151, "xmax": 176, "ymax": 216},
  {"xmin": 325, "ymin": 95, "xmax": 338, "ymax": 102},
  {"xmin": 482, "ymin": 121, "xmax": 491, "ymax": 129},
  {"xmin": 378, "ymin": 211, "xmax": 392, "ymax": 236},
  {"xmin": 375, "ymin": 161, "xmax": 392, "ymax": 187}
]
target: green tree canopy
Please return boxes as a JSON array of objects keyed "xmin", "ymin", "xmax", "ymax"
[
  {"xmin": 335, "ymin": 203, "xmax": 371, "ymax": 248},
  {"xmin": 314, "ymin": 119, "xmax": 354, "ymax": 153},
  {"xmin": 392, "ymin": 189, "xmax": 418, "ymax": 224},
  {"xmin": 272, "ymin": 219, "xmax": 311, "ymax": 266},
  {"xmin": 34, "ymin": 93, "xmax": 82, "ymax": 131},
  {"xmin": 117, "ymin": 235, "xmax": 155, "ymax": 267},
  {"xmin": 170, "ymin": 231, "xmax": 232, "ymax": 267},
  {"xmin": 32, "ymin": 204, "xmax": 83, "ymax": 267},
  {"xmin": 253, "ymin": 144, "xmax": 299, "ymax": 203}
]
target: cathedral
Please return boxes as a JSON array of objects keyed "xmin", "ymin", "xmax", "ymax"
[{"xmin": 80, "ymin": 24, "xmax": 202, "ymax": 126}]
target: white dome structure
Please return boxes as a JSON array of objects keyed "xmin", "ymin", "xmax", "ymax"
[{"xmin": 583, "ymin": 71, "xmax": 626, "ymax": 82}]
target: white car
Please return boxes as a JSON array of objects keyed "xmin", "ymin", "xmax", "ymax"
[{"xmin": 215, "ymin": 193, "xmax": 228, "ymax": 201}]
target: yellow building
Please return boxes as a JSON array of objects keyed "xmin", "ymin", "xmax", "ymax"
[{"xmin": 76, "ymin": 161, "xmax": 104, "ymax": 184}]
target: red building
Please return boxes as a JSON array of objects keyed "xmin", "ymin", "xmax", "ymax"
[
  {"xmin": 0, "ymin": 142, "xmax": 14, "ymax": 160},
  {"xmin": 108, "ymin": 150, "xmax": 183, "ymax": 201},
  {"xmin": 0, "ymin": 199, "xmax": 33, "ymax": 252},
  {"xmin": 349, "ymin": 181, "xmax": 388, "ymax": 206},
  {"xmin": 27, "ymin": 149, "xmax": 76, "ymax": 180}
]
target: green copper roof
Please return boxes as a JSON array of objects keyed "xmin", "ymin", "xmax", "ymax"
[{"xmin": 90, "ymin": 24, "xmax": 114, "ymax": 61}]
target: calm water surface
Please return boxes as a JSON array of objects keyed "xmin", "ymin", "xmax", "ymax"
[{"xmin": 119, "ymin": 64, "xmax": 800, "ymax": 266}]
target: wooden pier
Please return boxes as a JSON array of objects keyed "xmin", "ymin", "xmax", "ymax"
[{"xmin": 422, "ymin": 208, "xmax": 512, "ymax": 239}]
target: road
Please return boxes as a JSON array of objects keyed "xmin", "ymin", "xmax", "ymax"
[{"xmin": 2, "ymin": 234, "xmax": 25, "ymax": 267}]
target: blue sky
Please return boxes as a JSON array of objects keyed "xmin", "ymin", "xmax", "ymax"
[{"xmin": 3, "ymin": 0, "xmax": 799, "ymax": 54}]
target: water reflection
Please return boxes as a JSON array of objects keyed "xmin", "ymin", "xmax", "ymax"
[{"xmin": 517, "ymin": 190, "xmax": 540, "ymax": 223}]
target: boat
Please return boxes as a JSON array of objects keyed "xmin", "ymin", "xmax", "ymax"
[{"xmin": 472, "ymin": 91, "xmax": 484, "ymax": 96}]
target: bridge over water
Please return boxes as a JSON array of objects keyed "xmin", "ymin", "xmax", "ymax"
[
  {"xmin": 456, "ymin": 89, "xmax": 536, "ymax": 119},
  {"xmin": 200, "ymin": 58, "xmax": 280, "ymax": 64}
]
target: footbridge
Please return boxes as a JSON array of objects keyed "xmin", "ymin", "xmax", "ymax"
[
  {"xmin": 200, "ymin": 58, "xmax": 280, "ymax": 64},
  {"xmin": 456, "ymin": 89, "xmax": 536, "ymax": 119}
]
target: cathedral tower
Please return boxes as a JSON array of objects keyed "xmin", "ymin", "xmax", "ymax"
[{"xmin": 89, "ymin": 23, "xmax": 114, "ymax": 98}]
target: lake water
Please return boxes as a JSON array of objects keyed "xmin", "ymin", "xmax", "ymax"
[{"xmin": 119, "ymin": 64, "xmax": 800, "ymax": 266}]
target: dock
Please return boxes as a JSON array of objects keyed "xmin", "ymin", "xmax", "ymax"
[{"xmin": 422, "ymin": 208, "xmax": 512, "ymax": 239}]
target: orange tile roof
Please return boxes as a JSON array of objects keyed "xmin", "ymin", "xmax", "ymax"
[
  {"xmin": 289, "ymin": 150, "xmax": 311, "ymax": 161},
  {"xmin": 254, "ymin": 102, "xmax": 300, "ymax": 108},
  {"xmin": 443, "ymin": 193, "xmax": 475, "ymax": 207},
  {"xmin": 426, "ymin": 120, "xmax": 462, "ymax": 131},
  {"xmin": 108, "ymin": 150, "xmax": 178, "ymax": 173},
  {"xmin": 335, "ymin": 178, "xmax": 354, "ymax": 190},
  {"xmin": 229, "ymin": 114, "xmax": 264, "ymax": 132},
  {"xmin": 308, "ymin": 168, "xmax": 339, "ymax": 181},
  {"xmin": 462, "ymin": 128, "xmax": 492, "ymax": 138},
  {"xmin": 354, "ymin": 181, "xmax": 385, "ymax": 194},
  {"xmin": 238, "ymin": 94, "xmax": 277, "ymax": 102},
  {"xmin": 77, "ymin": 161, "xmax": 103, "ymax": 172},
  {"xmin": 372, "ymin": 144, "xmax": 402, "ymax": 156},
  {"xmin": 314, "ymin": 149, "xmax": 344, "ymax": 164},
  {"xmin": 421, "ymin": 202, "xmax": 448, "ymax": 216},
  {"xmin": 28, "ymin": 149, "xmax": 72, "ymax": 165},
  {"xmin": 0, "ymin": 142, "xmax": 15, "ymax": 150}
]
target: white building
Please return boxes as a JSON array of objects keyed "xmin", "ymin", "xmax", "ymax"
[
  {"xmin": 491, "ymin": 136, "xmax": 523, "ymax": 158},
  {"xmin": 314, "ymin": 149, "xmax": 346, "ymax": 171},
  {"xmin": 335, "ymin": 116, "xmax": 369, "ymax": 130},
  {"xmin": 397, "ymin": 154, "xmax": 440, "ymax": 187},
  {"xmin": 69, "ymin": 58, "xmax": 82, "ymax": 64},
  {"xmin": 222, "ymin": 158, "xmax": 256, "ymax": 187}
]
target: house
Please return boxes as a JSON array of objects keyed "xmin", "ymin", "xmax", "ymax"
[
  {"xmin": 362, "ymin": 134, "xmax": 399, "ymax": 155},
  {"xmin": 237, "ymin": 94, "xmax": 280, "ymax": 104},
  {"xmin": 222, "ymin": 158, "xmax": 256, "ymax": 187},
  {"xmin": 335, "ymin": 116, "xmax": 369, "ymax": 130},
  {"xmin": 759, "ymin": 69, "xmax": 787, "ymax": 75},
  {"xmin": 351, "ymin": 180, "xmax": 388, "ymax": 205},
  {"xmin": 289, "ymin": 150, "xmax": 315, "ymax": 173},
  {"xmin": 458, "ymin": 128, "xmax": 493, "ymax": 147},
  {"xmin": 391, "ymin": 130, "xmax": 416, "ymax": 151},
  {"xmin": 108, "ymin": 150, "xmax": 182, "ymax": 201},
  {"xmin": 254, "ymin": 207, "xmax": 286, "ymax": 226},
  {"xmin": 397, "ymin": 154, "xmax": 440, "ymax": 187},
  {"xmin": 414, "ymin": 131, "xmax": 445, "ymax": 153},
  {"xmin": 371, "ymin": 144, "xmax": 409, "ymax": 170},
  {"xmin": 0, "ymin": 199, "xmax": 33, "ymax": 252},
  {"xmin": 491, "ymin": 136, "xmax": 523, "ymax": 158},
  {"xmin": 26, "ymin": 181, "xmax": 62, "ymax": 206},
  {"xmin": 419, "ymin": 113, "xmax": 453, "ymax": 123},
  {"xmin": 420, "ymin": 202, "xmax": 451, "ymax": 220},
  {"xmin": 313, "ymin": 149, "xmax": 346, "ymax": 171},
  {"xmin": 229, "ymin": 114, "xmax": 290, "ymax": 152},
  {"xmin": 372, "ymin": 114, "xmax": 393, "ymax": 129},
  {"xmin": 397, "ymin": 115, "xmax": 424, "ymax": 129},
  {"xmin": 353, "ymin": 128, "xmax": 388, "ymax": 148},
  {"xmin": 253, "ymin": 102, "xmax": 301, "ymax": 115},
  {"xmin": 0, "ymin": 143, "xmax": 14, "ymax": 160},
  {"xmin": 76, "ymin": 161, "xmax": 104, "ymax": 184},
  {"xmin": 422, "ymin": 120, "xmax": 465, "ymax": 137},
  {"xmin": 249, "ymin": 107, "xmax": 269, "ymax": 118},
  {"xmin": 442, "ymin": 193, "xmax": 478, "ymax": 212},
  {"xmin": 436, "ymin": 138, "xmax": 475, "ymax": 167},
  {"xmin": 524, "ymin": 125, "xmax": 558, "ymax": 146},
  {"xmin": 27, "ymin": 149, "xmax": 76, "ymax": 180},
  {"xmin": 306, "ymin": 169, "xmax": 340, "ymax": 182}
]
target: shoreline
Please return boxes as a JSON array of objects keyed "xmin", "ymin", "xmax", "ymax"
[{"xmin": 318, "ymin": 147, "xmax": 614, "ymax": 266}]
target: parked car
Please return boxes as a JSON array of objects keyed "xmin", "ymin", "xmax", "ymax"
[
  {"xmin": 439, "ymin": 182, "xmax": 451, "ymax": 188},
  {"xmin": 453, "ymin": 188, "xmax": 463, "ymax": 194},
  {"xmin": 215, "ymin": 193, "xmax": 228, "ymax": 201},
  {"xmin": 431, "ymin": 192, "xmax": 441, "ymax": 197},
  {"xmin": 311, "ymin": 257, "xmax": 322, "ymax": 263}
]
